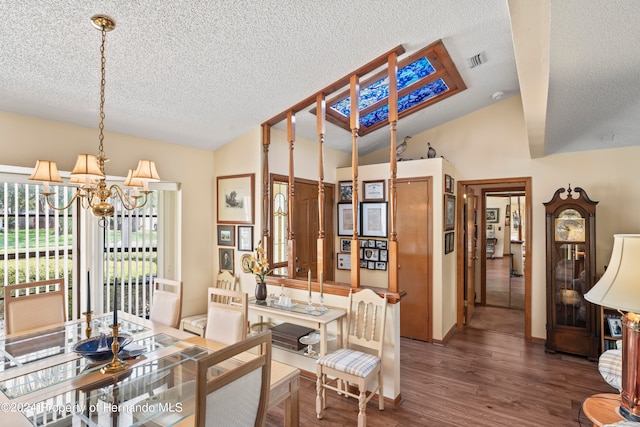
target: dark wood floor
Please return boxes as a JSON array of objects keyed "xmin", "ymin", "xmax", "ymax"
[{"xmin": 266, "ymin": 327, "xmax": 613, "ymax": 426}]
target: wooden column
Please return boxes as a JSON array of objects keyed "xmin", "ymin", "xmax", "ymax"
[
  {"xmin": 387, "ymin": 52, "xmax": 399, "ymax": 294},
  {"xmin": 316, "ymin": 94, "xmax": 326, "ymax": 284},
  {"xmin": 261, "ymin": 124, "xmax": 271, "ymax": 256},
  {"xmin": 349, "ymin": 74, "xmax": 360, "ymax": 288},
  {"xmin": 286, "ymin": 111, "xmax": 296, "ymax": 279}
]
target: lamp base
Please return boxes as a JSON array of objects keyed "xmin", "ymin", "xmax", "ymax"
[{"xmin": 620, "ymin": 405, "xmax": 640, "ymax": 422}]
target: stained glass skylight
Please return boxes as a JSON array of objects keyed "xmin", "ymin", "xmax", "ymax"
[{"xmin": 324, "ymin": 40, "xmax": 466, "ymax": 136}]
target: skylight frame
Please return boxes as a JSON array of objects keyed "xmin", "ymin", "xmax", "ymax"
[{"xmin": 324, "ymin": 40, "xmax": 466, "ymax": 136}]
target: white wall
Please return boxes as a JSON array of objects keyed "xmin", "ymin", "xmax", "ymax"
[{"xmin": 361, "ymin": 95, "xmax": 640, "ymax": 340}]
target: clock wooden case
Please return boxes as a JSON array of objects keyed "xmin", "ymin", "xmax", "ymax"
[{"xmin": 544, "ymin": 185, "xmax": 599, "ymax": 359}]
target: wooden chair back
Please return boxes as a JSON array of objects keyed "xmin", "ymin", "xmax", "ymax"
[
  {"xmin": 149, "ymin": 278, "xmax": 183, "ymax": 328},
  {"xmin": 195, "ymin": 330, "xmax": 272, "ymax": 427},
  {"xmin": 205, "ymin": 287, "xmax": 248, "ymax": 345},
  {"xmin": 213, "ymin": 271, "xmax": 237, "ymax": 303},
  {"xmin": 346, "ymin": 288, "xmax": 388, "ymax": 358},
  {"xmin": 4, "ymin": 279, "xmax": 66, "ymax": 335}
]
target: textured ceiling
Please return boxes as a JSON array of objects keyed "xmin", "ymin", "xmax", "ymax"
[{"xmin": 0, "ymin": 1, "xmax": 637, "ymax": 157}]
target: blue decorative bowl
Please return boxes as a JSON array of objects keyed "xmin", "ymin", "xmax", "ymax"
[{"xmin": 73, "ymin": 334, "xmax": 133, "ymax": 363}]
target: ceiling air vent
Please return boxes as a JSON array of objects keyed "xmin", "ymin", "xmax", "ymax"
[{"xmin": 467, "ymin": 52, "xmax": 486, "ymax": 68}]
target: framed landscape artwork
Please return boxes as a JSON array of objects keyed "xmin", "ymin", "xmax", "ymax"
[{"xmin": 217, "ymin": 174, "xmax": 255, "ymax": 224}]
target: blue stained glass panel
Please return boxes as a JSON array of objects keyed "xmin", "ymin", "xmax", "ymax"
[
  {"xmin": 330, "ymin": 57, "xmax": 436, "ymax": 117},
  {"xmin": 360, "ymin": 78, "xmax": 449, "ymax": 128}
]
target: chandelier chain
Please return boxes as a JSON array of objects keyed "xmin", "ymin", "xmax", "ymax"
[{"xmin": 98, "ymin": 26, "xmax": 107, "ymax": 168}]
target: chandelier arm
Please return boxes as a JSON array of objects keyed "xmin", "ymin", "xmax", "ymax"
[
  {"xmin": 109, "ymin": 184, "xmax": 147, "ymax": 210},
  {"xmin": 43, "ymin": 191, "xmax": 83, "ymax": 211}
]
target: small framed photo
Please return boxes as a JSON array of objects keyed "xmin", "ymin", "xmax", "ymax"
[
  {"xmin": 340, "ymin": 238, "xmax": 351, "ymax": 253},
  {"xmin": 217, "ymin": 225, "xmax": 235, "ymax": 246},
  {"xmin": 444, "ymin": 231, "xmax": 455, "ymax": 254},
  {"xmin": 379, "ymin": 249, "xmax": 388, "ymax": 262},
  {"xmin": 368, "ymin": 239, "xmax": 377, "ymax": 248},
  {"xmin": 608, "ymin": 317, "xmax": 623, "ymax": 338},
  {"xmin": 360, "ymin": 240, "xmax": 368, "ymax": 247},
  {"xmin": 360, "ymin": 260, "xmax": 368, "ymax": 269},
  {"xmin": 363, "ymin": 180, "xmax": 385, "ymax": 202},
  {"xmin": 376, "ymin": 240, "xmax": 387, "ymax": 250},
  {"xmin": 237, "ymin": 225, "xmax": 253, "ymax": 251},
  {"xmin": 363, "ymin": 247, "xmax": 379, "ymax": 261},
  {"xmin": 338, "ymin": 181, "xmax": 353, "ymax": 203},
  {"xmin": 360, "ymin": 202, "xmax": 388, "ymax": 238},
  {"xmin": 444, "ymin": 174, "xmax": 454, "ymax": 194},
  {"xmin": 486, "ymin": 208, "xmax": 499, "ymax": 223},
  {"xmin": 360, "ymin": 248, "xmax": 364, "ymax": 259},
  {"xmin": 367, "ymin": 261, "xmax": 376, "ymax": 270},
  {"xmin": 375, "ymin": 261, "xmax": 387, "ymax": 271},
  {"xmin": 444, "ymin": 194, "xmax": 456, "ymax": 231},
  {"xmin": 337, "ymin": 253, "xmax": 351, "ymax": 270},
  {"xmin": 219, "ymin": 248, "xmax": 234, "ymax": 274},
  {"xmin": 338, "ymin": 203, "xmax": 355, "ymax": 236}
]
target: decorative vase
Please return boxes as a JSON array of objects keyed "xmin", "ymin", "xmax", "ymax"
[{"xmin": 255, "ymin": 280, "xmax": 267, "ymax": 301}]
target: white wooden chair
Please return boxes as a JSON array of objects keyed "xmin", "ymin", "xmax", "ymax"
[
  {"xmin": 204, "ymin": 287, "xmax": 248, "ymax": 345},
  {"xmin": 4, "ymin": 279, "xmax": 67, "ymax": 335},
  {"xmin": 149, "ymin": 278, "xmax": 183, "ymax": 328},
  {"xmin": 316, "ymin": 289, "xmax": 388, "ymax": 427},
  {"xmin": 195, "ymin": 330, "xmax": 272, "ymax": 427},
  {"xmin": 180, "ymin": 271, "xmax": 238, "ymax": 336}
]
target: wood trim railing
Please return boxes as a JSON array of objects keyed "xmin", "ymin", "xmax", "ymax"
[{"xmin": 261, "ymin": 45, "xmax": 408, "ymax": 301}]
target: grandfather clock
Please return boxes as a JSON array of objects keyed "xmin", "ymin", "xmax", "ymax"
[{"xmin": 544, "ymin": 185, "xmax": 599, "ymax": 359}]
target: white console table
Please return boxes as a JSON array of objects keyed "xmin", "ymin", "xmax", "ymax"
[{"xmin": 248, "ymin": 298, "xmax": 346, "ymax": 357}]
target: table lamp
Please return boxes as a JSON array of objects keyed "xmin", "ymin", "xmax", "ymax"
[{"xmin": 584, "ymin": 234, "xmax": 640, "ymax": 421}]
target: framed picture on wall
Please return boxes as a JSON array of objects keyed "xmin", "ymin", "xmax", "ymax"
[
  {"xmin": 217, "ymin": 174, "xmax": 255, "ymax": 224},
  {"xmin": 219, "ymin": 248, "xmax": 234, "ymax": 274},
  {"xmin": 444, "ymin": 194, "xmax": 456, "ymax": 231},
  {"xmin": 444, "ymin": 174, "xmax": 453, "ymax": 194},
  {"xmin": 486, "ymin": 208, "xmax": 499, "ymax": 223},
  {"xmin": 340, "ymin": 238, "xmax": 351, "ymax": 252},
  {"xmin": 360, "ymin": 202, "xmax": 388, "ymax": 238},
  {"xmin": 444, "ymin": 231, "xmax": 455, "ymax": 254},
  {"xmin": 363, "ymin": 180, "xmax": 385, "ymax": 201},
  {"xmin": 237, "ymin": 225, "xmax": 253, "ymax": 251},
  {"xmin": 338, "ymin": 181, "xmax": 353, "ymax": 203},
  {"xmin": 337, "ymin": 203, "xmax": 355, "ymax": 236},
  {"xmin": 337, "ymin": 253, "xmax": 351, "ymax": 270},
  {"xmin": 217, "ymin": 225, "xmax": 235, "ymax": 246}
]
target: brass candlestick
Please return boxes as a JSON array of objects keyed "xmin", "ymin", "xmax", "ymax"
[
  {"xmin": 82, "ymin": 311, "xmax": 94, "ymax": 339},
  {"xmin": 101, "ymin": 323, "xmax": 127, "ymax": 373}
]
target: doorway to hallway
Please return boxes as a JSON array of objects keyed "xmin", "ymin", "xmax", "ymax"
[{"xmin": 457, "ymin": 177, "xmax": 532, "ymax": 340}]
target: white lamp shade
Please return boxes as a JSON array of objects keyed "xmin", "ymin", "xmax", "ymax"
[
  {"xmin": 123, "ymin": 169, "xmax": 144, "ymax": 188},
  {"xmin": 584, "ymin": 234, "xmax": 640, "ymax": 313},
  {"xmin": 30, "ymin": 160, "xmax": 64, "ymax": 183},
  {"xmin": 69, "ymin": 175, "xmax": 96, "ymax": 186},
  {"xmin": 132, "ymin": 160, "xmax": 160, "ymax": 181},
  {"xmin": 71, "ymin": 154, "xmax": 105, "ymax": 179}
]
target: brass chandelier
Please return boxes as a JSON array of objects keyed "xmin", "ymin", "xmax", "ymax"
[{"xmin": 29, "ymin": 15, "xmax": 159, "ymax": 225}]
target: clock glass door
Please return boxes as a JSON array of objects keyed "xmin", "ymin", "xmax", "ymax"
[{"xmin": 553, "ymin": 208, "xmax": 587, "ymax": 328}]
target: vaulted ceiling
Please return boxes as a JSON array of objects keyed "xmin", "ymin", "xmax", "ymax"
[{"xmin": 1, "ymin": 1, "xmax": 638, "ymax": 158}]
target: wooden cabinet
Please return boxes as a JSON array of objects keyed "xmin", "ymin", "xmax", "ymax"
[{"xmin": 544, "ymin": 185, "xmax": 599, "ymax": 359}]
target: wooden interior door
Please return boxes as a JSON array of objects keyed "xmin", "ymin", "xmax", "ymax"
[
  {"xmin": 397, "ymin": 178, "xmax": 431, "ymax": 342},
  {"xmin": 292, "ymin": 180, "xmax": 334, "ymax": 280},
  {"xmin": 464, "ymin": 187, "xmax": 477, "ymax": 325}
]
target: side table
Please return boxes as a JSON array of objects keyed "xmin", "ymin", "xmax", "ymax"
[{"xmin": 582, "ymin": 393, "xmax": 625, "ymax": 426}]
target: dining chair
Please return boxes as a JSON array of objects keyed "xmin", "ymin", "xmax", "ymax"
[
  {"xmin": 316, "ymin": 288, "xmax": 388, "ymax": 427},
  {"xmin": 179, "ymin": 271, "xmax": 238, "ymax": 337},
  {"xmin": 195, "ymin": 330, "xmax": 272, "ymax": 427},
  {"xmin": 4, "ymin": 279, "xmax": 67, "ymax": 335},
  {"xmin": 149, "ymin": 278, "xmax": 183, "ymax": 328},
  {"xmin": 205, "ymin": 287, "xmax": 248, "ymax": 345}
]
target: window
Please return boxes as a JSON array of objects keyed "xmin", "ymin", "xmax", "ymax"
[
  {"xmin": 325, "ymin": 40, "xmax": 466, "ymax": 136},
  {"xmin": 271, "ymin": 176, "xmax": 288, "ymax": 276}
]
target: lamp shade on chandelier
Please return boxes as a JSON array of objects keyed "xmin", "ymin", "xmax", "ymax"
[{"xmin": 29, "ymin": 14, "xmax": 160, "ymax": 224}]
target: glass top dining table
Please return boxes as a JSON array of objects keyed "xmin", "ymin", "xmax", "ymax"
[{"xmin": 0, "ymin": 312, "xmax": 212, "ymax": 427}]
